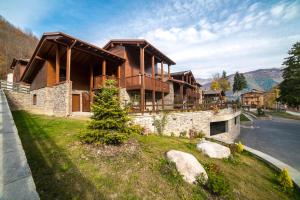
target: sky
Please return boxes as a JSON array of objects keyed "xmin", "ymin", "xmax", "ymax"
[{"xmin": 1, "ymin": 0, "xmax": 300, "ymax": 78}]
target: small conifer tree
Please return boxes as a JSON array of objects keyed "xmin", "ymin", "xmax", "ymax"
[
  {"xmin": 89, "ymin": 79, "xmax": 129, "ymax": 131},
  {"xmin": 81, "ymin": 80, "xmax": 134, "ymax": 145}
]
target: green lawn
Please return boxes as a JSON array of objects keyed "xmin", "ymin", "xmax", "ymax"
[
  {"xmin": 13, "ymin": 111, "xmax": 300, "ymax": 200},
  {"xmin": 240, "ymin": 113, "xmax": 250, "ymax": 122}
]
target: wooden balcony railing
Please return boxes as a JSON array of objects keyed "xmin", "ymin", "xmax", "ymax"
[
  {"xmin": 127, "ymin": 102, "xmax": 236, "ymax": 113},
  {"xmin": 125, "ymin": 75, "xmax": 169, "ymax": 93},
  {"xmin": 186, "ymin": 88, "xmax": 201, "ymax": 98},
  {"xmin": 93, "ymin": 75, "xmax": 119, "ymax": 89}
]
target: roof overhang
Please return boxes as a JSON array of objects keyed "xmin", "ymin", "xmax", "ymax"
[
  {"xmin": 103, "ymin": 39, "xmax": 176, "ymax": 65},
  {"xmin": 21, "ymin": 32, "xmax": 125, "ymax": 82}
]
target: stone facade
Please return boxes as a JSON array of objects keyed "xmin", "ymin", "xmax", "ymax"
[
  {"xmin": 119, "ymin": 88, "xmax": 131, "ymax": 108},
  {"xmin": 132, "ymin": 108, "xmax": 241, "ymax": 141},
  {"xmin": 4, "ymin": 82, "xmax": 72, "ymax": 116}
]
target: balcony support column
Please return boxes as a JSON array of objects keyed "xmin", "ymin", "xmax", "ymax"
[
  {"xmin": 90, "ymin": 64, "xmax": 94, "ymax": 103},
  {"xmin": 140, "ymin": 47, "xmax": 145, "ymax": 113},
  {"xmin": 117, "ymin": 65, "xmax": 121, "ymax": 87},
  {"xmin": 102, "ymin": 60, "xmax": 106, "ymax": 84},
  {"xmin": 168, "ymin": 64, "xmax": 170, "ymax": 79},
  {"xmin": 66, "ymin": 46, "xmax": 71, "ymax": 81},
  {"xmin": 151, "ymin": 56, "xmax": 155, "ymax": 111},
  {"xmin": 55, "ymin": 44, "xmax": 60, "ymax": 83}
]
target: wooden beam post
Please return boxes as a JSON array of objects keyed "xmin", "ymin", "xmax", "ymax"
[
  {"xmin": 66, "ymin": 46, "xmax": 71, "ymax": 81},
  {"xmin": 162, "ymin": 92, "xmax": 165, "ymax": 110},
  {"xmin": 161, "ymin": 62, "xmax": 164, "ymax": 81},
  {"xmin": 102, "ymin": 60, "xmax": 106, "ymax": 84},
  {"xmin": 168, "ymin": 64, "xmax": 171, "ymax": 79},
  {"xmin": 90, "ymin": 64, "xmax": 94, "ymax": 104},
  {"xmin": 117, "ymin": 65, "xmax": 121, "ymax": 87},
  {"xmin": 151, "ymin": 56, "xmax": 155, "ymax": 111},
  {"xmin": 140, "ymin": 47, "xmax": 145, "ymax": 113},
  {"xmin": 90, "ymin": 64, "xmax": 93, "ymax": 90},
  {"xmin": 55, "ymin": 44, "xmax": 60, "ymax": 83},
  {"xmin": 180, "ymin": 84, "xmax": 184, "ymax": 105}
]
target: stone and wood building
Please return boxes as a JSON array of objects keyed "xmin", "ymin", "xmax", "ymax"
[
  {"xmin": 4, "ymin": 31, "xmax": 241, "ymax": 139},
  {"xmin": 8, "ymin": 32, "xmax": 179, "ymax": 115},
  {"xmin": 241, "ymin": 89, "xmax": 264, "ymax": 108},
  {"xmin": 170, "ymin": 70, "xmax": 202, "ymax": 108}
]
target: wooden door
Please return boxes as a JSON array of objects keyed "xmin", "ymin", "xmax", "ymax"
[
  {"xmin": 72, "ymin": 94, "xmax": 80, "ymax": 112},
  {"xmin": 82, "ymin": 92, "xmax": 90, "ymax": 112}
]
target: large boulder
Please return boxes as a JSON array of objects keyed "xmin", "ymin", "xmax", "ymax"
[
  {"xmin": 166, "ymin": 150, "xmax": 208, "ymax": 184},
  {"xmin": 196, "ymin": 139, "xmax": 231, "ymax": 159}
]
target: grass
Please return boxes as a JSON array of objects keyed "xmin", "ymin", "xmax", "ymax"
[
  {"xmin": 240, "ymin": 113, "xmax": 250, "ymax": 122},
  {"xmin": 266, "ymin": 111, "xmax": 300, "ymax": 120},
  {"xmin": 13, "ymin": 110, "xmax": 300, "ymax": 200}
]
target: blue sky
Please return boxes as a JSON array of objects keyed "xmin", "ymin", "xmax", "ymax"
[{"xmin": 1, "ymin": 0, "xmax": 300, "ymax": 78}]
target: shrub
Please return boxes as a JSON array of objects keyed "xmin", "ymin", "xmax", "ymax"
[
  {"xmin": 189, "ymin": 129, "xmax": 205, "ymax": 139},
  {"xmin": 159, "ymin": 159, "xmax": 183, "ymax": 185},
  {"xmin": 202, "ymin": 163, "xmax": 233, "ymax": 199},
  {"xmin": 80, "ymin": 130, "xmax": 128, "ymax": 145},
  {"xmin": 179, "ymin": 131, "xmax": 187, "ymax": 138},
  {"xmin": 223, "ymin": 154, "xmax": 240, "ymax": 165},
  {"xmin": 153, "ymin": 113, "xmax": 168, "ymax": 135},
  {"xmin": 123, "ymin": 124, "xmax": 144, "ymax": 135},
  {"xmin": 229, "ymin": 143, "xmax": 237, "ymax": 155},
  {"xmin": 236, "ymin": 141, "xmax": 244, "ymax": 153},
  {"xmin": 278, "ymin": 168, "xmax": 293, "ymax": 191},
  {"xmin": 257, "ymin": 107, "xmax": 265, "ymax": 116}
]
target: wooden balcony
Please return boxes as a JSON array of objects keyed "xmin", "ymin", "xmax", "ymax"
[
  {"xmin": 186, "ymin": 88, "xmax": 201, "ymax": 98},
  {"xmin": 125, "ymin": 75, "xmax": 169, "ymax": 93},
  {"xmin": 93, "ymin": 75, "xmax": 119, "ymax": 89},
  {"xmin": 93, "ymin": 75, "xmax": 169, "ymax": 93}
]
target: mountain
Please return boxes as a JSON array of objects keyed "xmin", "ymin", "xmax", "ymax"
[
  {"xmin": 0, "ymin": 15, "xmax": 38, "ymax": 78},
  {"xmin": 198, "ymin": 68, "xmax": 283, "ymax": 92}
]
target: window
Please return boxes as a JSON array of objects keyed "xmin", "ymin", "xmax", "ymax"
[
  {"xmin": 210, "ymin": 121, "xmax": 227, "ymax": 136},
  {"xmin": 33, "ymin": 94, "xmax": 37, "ymax": 105},
  {"xmin": 234, "ymin": 117, "xmax": 237, "ymax": 125}
]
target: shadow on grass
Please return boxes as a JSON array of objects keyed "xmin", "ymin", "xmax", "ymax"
[{"xmin": 12, "ymin": 111, "xmax": 104, "ymax": 200}]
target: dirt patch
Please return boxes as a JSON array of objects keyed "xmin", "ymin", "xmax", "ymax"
[{"xmin": 82, "ymin": 138, "xmax": 141, "ymax": 157}]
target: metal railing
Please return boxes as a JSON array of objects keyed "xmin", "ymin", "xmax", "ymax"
[{"xmin": 0, "ymin": 80, "xmax": 30, "ymax": 94}]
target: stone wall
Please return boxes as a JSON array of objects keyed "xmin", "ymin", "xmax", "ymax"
[
  {"xmin": 132, "ymin": 108, "xmax": 241, "ymax": 141},
  {"xmin": 3, "ymin": 90, "xmax": 31, "ymax": 111},
  {"xmin": 119, "ymin": 88, "xmax": 131, "ymax": 108},
  {"xmin": 53, "ymin": 82, "xmax": 72, "ymax": 116},
  {"xmin": 4, "ymin": 82, "xmax": 72, "ymax": 116}
]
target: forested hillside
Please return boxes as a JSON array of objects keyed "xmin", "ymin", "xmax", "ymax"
[{"xmin": 0, "ymin": 15, "xmax": 38, "ymax": 78}]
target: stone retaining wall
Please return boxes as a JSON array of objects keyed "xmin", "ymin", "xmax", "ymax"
[{"xmin": 132, "ymin": 108, "xmax": 241, "ymax": 139}]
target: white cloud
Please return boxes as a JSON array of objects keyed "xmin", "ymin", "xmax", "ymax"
[{"xmin": 137, "ymin": 0, "xmax": 300, "ymax": 78}]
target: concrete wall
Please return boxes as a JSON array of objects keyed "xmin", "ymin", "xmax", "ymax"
[{"xmin": 132, "ymin": 108, "xmax": 241, "ymax": 141}]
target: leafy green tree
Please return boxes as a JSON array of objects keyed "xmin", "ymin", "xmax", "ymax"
[
  {"xmin": 219, "ymin": 70, "xmax": 231, "ymax": 92},
  {"xmin": 210, "ymin": 80, "xmax": 220, "ymax": 90},
  {"xmin": 279, "ymin": 42, "xmax": 300, "ymax": 108},
  {"xmin": 233, "ymin": 72, "xmax": 247, "ymax": 93}
]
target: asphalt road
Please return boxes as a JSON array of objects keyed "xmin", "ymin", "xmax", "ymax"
[{"xmin": 237, "ymin": 117, "xmax": 300, "ymax": 171}]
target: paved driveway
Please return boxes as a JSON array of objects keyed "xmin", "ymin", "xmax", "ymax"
[{"xmin": 237, "ymin": 117, "xmax": 300, "ymax": 171}]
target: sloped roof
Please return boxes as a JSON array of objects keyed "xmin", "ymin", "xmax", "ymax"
[
  {"xmin": 103, "ymin": 39, "xmax": 176, "ymax": 65},
  {"xmin": 10, "ymin": 58, "xmax": 29, "ymax": 69},
  {"xmin": 21, "ymin": 32, "xmax": 125, "ymax": 82}
]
